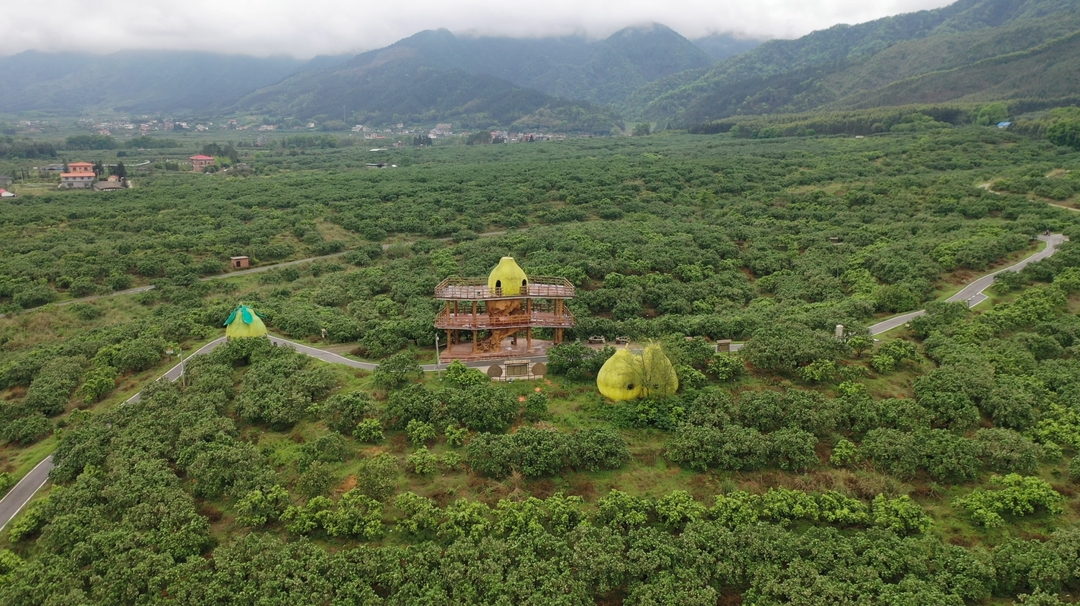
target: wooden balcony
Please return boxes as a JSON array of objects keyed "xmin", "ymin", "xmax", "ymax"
[
  {"xmin": 434, "ymin": 276, "xmax": 575, "ymax": 300},
  {"xmin": 435, "ymin": 309, "xmax": 575, "ymax": 330}
]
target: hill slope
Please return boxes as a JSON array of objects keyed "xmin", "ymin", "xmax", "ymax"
[
  {"xmin": 635, "ymin": 0, "xmax": 1080, "ymax": 124},
  {"xmin": 236, "ymin": 25, "xmax": 715, "ymax": 131},
  {"xmin": 0, "ymin": 50, "xmax": 304, "ymax": 114},
  {"xmin": 268, "ymin": 25, "xmax": 715, "ymax": 109},
  {"xmin": 236, "ymin": 48, "xmax": 623, "ymax": 132}
]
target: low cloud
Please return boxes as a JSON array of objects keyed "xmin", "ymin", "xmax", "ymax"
[{"xmin": 1, "ymin": 0, "xmax": 953, "ymax": 58}]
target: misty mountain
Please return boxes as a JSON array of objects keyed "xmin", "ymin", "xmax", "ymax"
[
  {"xmin": 236, "ymin": 49, "xmax": 623, "ymax": 133},
  {"xmin": 0, "ymin": 50, "xmax": 305, "ymax": 114},
  {"xmin": 236, "ymin": 24, "xmax": 715, "ymax": 131},
  {"xmin": 634, "ymin": 0, "xmax": 1080, "ymax": 124},
  {"xmin": 310, "ymin": 24, "xmax": 715, "ymax": 107},
  {"xmin": 691, "ymin": 33, "xmax": 767, "ymax": 61}
]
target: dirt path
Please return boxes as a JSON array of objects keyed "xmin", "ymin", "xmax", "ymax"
[{"xmin": 55, "ymin": 230, "xmax": 507, "ymax": 307}]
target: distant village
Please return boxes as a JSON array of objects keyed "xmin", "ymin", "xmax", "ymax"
[{"xmin": 14, "ymin": 116, "xmax": 579, "ymax": 145}]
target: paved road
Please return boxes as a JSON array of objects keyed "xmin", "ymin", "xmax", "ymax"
[
  {"xmin": 868, "ymin": 233, "xmax": 1066, "ymax": 335},
  {"xmin": 0, "ymin": 456, "xmax": 54, "ymax": 532},
  {"xmin": 56, "ymin": 231, "xmax": 507, "ymax": 307}
]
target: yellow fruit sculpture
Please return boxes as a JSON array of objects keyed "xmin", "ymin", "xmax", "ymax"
[
  {"xmin": 641, "ymin": 343, "xmax": 678, "ymax": 397},
  {"xmin": 597, "ymin": 348, "xmax": 644, "ymax": 401},
  {"xmin": 488, "ymin": 257, "xmax": 529, "ymax": 296},
  {"xmin": 224, "ymin": 304, "xmax": 268, "ymax": 338},
  {"xmin": 597, "ymin": 344, "xmax": 678, "ymax": 401}
]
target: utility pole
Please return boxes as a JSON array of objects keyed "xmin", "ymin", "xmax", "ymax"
[{"xmin": 435, "ymin": 334, "xmax": 442, "ymax": 380}]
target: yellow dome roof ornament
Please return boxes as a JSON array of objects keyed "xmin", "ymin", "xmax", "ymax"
[
  {"xmin": 224, "ymin": 304, "xmax": 268, "ymax": 338},
  {"xmin": 597, "ymin": 348, "xmax": 644, "ymax": 401},
  {"xmin": 488, "ymin": 256, "xmax": 528, "ymax": 296}
]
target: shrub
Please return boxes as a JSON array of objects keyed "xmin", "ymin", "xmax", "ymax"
[
  {"xmin": 862, "ymin": 428, "xmax": 920, "ymax": 478},
  {"xmin": 655, "ymin": 490, "xmax": 706, "ymax": 531},
  {"xmin": 871, "ymin": 495, "xmax": 932, "ymax": 534},
  {"xmin": 675, "ymin": 364, "xmax": 708, "ymax": 390},
  {"xmin": 235, "ymin": 485, "xmax": 291, "ymax": 527},
  {"xmin": 953, "ymin": 474, "xmax": 1065, "ymax": 527},
  {"xmin": 406, "ymin": 419, "xmax": 437, "ymax": 446},
  {"xmin": 917, "ymin": 429, "xmax": 981, "ymax": 482},
  {"xmin": 798, "ymin": 359, "xmax": 836, "ymax": 383},
  {"xmin": 769, "ymin": 427, "xmax": 819, "ymax": 471},
  {"xmin": 441, "ymin": 450, "xmax": 463, "ymax": 471},
  {"xmin": 466, "ymin": 427, "xmax": 629, "ymax": 478},
  {"xmin": 1069, "ymin": 456, "xmax": 1080, "ymax": 482},
  {"xmin": 976, "ymin": 428, "xmax": 1043, "ymax": 474},
  {"xmin": 523, "ymin": 392, "xmax": 549, "ymax": 421},
  {"xmin": 444, "ymin": 360, "xmax": 489, "ymax": 387},
  {"xmin": 708, "ymin": 353, "xmax": 745, "ymax": 381},
  {"xmin": 321, "ymin": 390, "xmax": 375, "ymax": 435},
  {"xmin": 0, "ymin": 412, "xmax": 53, "ymax": 445},
  {"xmin": 445, "ymin": 424, "xmax": 468, "ymax": 447},
  {"xmin": 597, "ymin": 489, "xmax": 651, "ymax": 531},
  {"xmin": 384, "ymin": 384, "xmax": 436, "ymax": 429},
  {"xmin": 24, "ymin": 356, "xmax": 84, "ymax": 416},
  {"xmin": 465, "ymin": 432, "xmax": 514, "ymax": 477},
  {"xmin": 354, "ymin": 418, "xmax": 384, "ymax": 443},
  {"xmin": 357, "ymin": 453, "xmax": 399, "ymax": 501},
  {"xmin": 830, "ymin": 439, "xmax": 859, "ymax": 467},
  {"xmin": 296, "ymin": 461, "xmax": 338, "ymax": 499},
  {"xmin": 299, "ymin": 432, "xmax": 349, "ymax": 469},
  {"xmin": 77, "ymin": 365, "xmax": 118, "ymax": 404},
  {"xmin": 570, "ymin": 427, "xmax": 631, "ymax": 472},
  {"xmin": 394, "ymin": 492, "xmax": 441, "ymax": 538},
  {"xmin": 435, "ymin": 385, "xmax": 517, "ymax": 433},
  {"xmin": 371, "ymin": 352, "xmax": 422, "ymax": 391},
  {"xmin": 407, "ymin": 447, "xmax": 438, "ymax": 475}
]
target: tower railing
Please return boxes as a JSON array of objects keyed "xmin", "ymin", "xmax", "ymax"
[{"xmin": 434, "ymin": 276, "xmax": 575, "ymax": 300}]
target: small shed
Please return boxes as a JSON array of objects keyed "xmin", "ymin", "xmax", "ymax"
[{"xmin": 230, "ymin": 256, "xmax": 250, "ymax": 269}]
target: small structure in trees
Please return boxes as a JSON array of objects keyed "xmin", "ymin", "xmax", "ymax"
[
  {"xmin": 230, "ymin": 256, "xmax": 250, "ymax": 269},
  {"xmin": 596, "ymin": 344, "xmax": 678, "ymax": 401},
  {"xmin": 224, "ymin": 304, "xmax": 268, "ymax": 338},
  {"xmin": 434, "ymin": 256, "xmax": 575, "ymax": 361},
  {"xmin": 190, "ymin": 155, "xmax": 215, "ymax": 172},
  {"xmin": 60, "ymin": 161, "xmax": 95, "ymax": 189}
]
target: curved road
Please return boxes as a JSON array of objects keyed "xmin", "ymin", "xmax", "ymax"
[
  {"xmin": 868, "ymin": 233, "xmax": 1066, "ymax": 335},
  {"xmin": 0, "ymin": 233, "xmax": 1068, "ymax": 531}
]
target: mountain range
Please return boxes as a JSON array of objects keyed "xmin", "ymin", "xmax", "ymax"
[{"xmin": 1, "ymin": 0, "xmax": 1078, "ymax": 131}]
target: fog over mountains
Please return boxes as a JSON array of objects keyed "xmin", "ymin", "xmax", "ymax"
[{"xmin": 1, "ymin": 0, "xmax": 1077, "ymax": 131}]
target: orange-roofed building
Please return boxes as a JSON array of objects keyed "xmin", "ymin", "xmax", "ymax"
[
  {"xmin": 190, "ymin": 155, "xmax": 214, "ymax": 172},
  {"xmin": 60, "ymin": 161, "xmax": 96, "ymax": 189}
]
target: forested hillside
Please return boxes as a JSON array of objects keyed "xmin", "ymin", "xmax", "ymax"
[
  {"xmin": 236, "ymin": 24, "xmax": 712, "ymax": 128},
  {"xmin": 636, "ymin": 0, "xmax": 1080, "ymax": 124}
]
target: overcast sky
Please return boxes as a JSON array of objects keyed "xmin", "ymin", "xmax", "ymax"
[{"xmin": 3, "ymin": 0, "xmax": 955, "ymax": 58}]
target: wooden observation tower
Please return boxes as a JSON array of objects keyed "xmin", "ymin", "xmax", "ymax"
[{"xmin": 434, "ymin": 257, "xmax": 575, "ymax": 360}]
